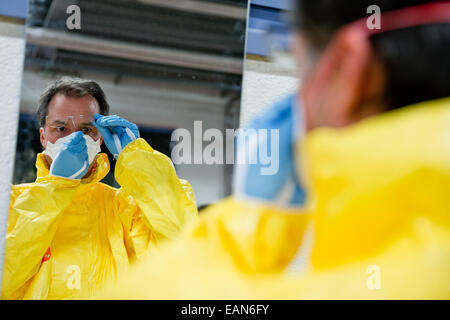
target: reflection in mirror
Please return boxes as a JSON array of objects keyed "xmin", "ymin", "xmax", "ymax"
[
  {"xmin": 15, "ymin": 0, "xmax": 249, "ymax": 206},
  {"xmin": 2, "ymin": 0, "xmax": 249, "ymax": 301}
]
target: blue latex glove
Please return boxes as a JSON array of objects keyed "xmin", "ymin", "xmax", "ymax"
[
  {"xmin": 50, "ymin": 131, "xmax": 90, "ymax": 179},
  {"xmin": 93, "ymin": 114, "xmax": 140, "ymax": 158},
  {"xmin": 233, "ymin": 94, "xmax": 306, "ymax": 207}
]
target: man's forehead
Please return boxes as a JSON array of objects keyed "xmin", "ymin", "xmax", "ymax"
[{"xmin": 47, "ymin": 94, "xmax": 100, "ymax": 119}]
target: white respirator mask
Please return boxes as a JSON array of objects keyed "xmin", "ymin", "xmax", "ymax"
[{"xmin": 44, "ymin": 132, "xmax": 101, "ymax": 165}]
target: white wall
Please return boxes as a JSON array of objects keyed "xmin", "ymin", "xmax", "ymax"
[
  {"xmin": 240, "ymin": 57, "xmax": 299, "ymax": 127},
  {"xmin": 0, "ymin": 21, "xmax": 25, "ymax": 290}
]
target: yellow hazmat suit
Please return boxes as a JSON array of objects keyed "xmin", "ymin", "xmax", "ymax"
[
  {"xmin": 2, "ymin": 138, "xmax": 197, "ymax": 300},
  {"xmin": 95, "ymin": 97, "xmax": 450, "ymax": 299}
]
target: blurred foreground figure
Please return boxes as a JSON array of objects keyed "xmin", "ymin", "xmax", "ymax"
[
  {"xmin": 96, "ymin": 1, "xmax": 450, "ymax": 299},
  {"xmin": 2, "ymin": 78, "xmax": 197, "ymax": 299}
]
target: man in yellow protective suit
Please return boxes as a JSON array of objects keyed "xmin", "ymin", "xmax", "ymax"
[
  {"xmin": 95, "ymin": 0, "xmax": 450, "ymax": 300},
  {"xmin": 1, "ymin": 77, "xmax": 197, "ymax": 299}
]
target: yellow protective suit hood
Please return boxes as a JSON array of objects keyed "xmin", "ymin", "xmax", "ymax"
[
  {"xmin": 2, "ymin": 138, "xmax": 197, "ymax": 300},
  {"xmin": 94, "ymin": 97, "xmax": 450, "ymax": 299}
]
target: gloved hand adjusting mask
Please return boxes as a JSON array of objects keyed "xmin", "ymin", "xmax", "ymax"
[{"xmin": 44, "ymin": 132, "xmax": 101, "ymax": 166}]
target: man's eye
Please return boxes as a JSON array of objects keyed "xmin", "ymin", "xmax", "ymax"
[
  {"xmin": 56, "ymin": 126, "xmax": 66, "ymax": 132},
  {"xmin": 81, "ymin": 127, "xmax": 92, "ymax": 134}
]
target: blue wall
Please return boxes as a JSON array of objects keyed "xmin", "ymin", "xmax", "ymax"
[
  {"xmin": 247, "ymin": 0, "xmax": 293, "ymax": 56},
  {"xmin": 0, "ymin": 0, "xmax": 27, "ymax": 19}
]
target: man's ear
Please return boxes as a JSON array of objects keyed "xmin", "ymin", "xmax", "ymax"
[
  {"xmin": 40, "ymin": 127, "xmax": 46, "ymax": 149},
  {"xmin": 301, "ymin": 26, "xmax": 372, "ymax": 130}
]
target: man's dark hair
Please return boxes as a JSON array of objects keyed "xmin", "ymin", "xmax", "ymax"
[
  {"xmin": 294, "ymin": 0, "xmax": 450, "ymax": 110},
  {"xmin": 37, "ymin": 77, "xmax": 110, "ymax": 127}
]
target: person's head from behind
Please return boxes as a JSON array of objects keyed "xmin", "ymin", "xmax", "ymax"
[
  {"xmin": 291, "ymin": 0, "xmax": 450, "ymax": 131},
  {"xmin": 38, "ymin": 77, "xmax": 109, "ymax": 149}
]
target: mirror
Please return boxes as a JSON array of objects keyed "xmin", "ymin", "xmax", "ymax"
[{"xmin": 14, "ymin": 0, "xmax": 249, "ymax": 206}]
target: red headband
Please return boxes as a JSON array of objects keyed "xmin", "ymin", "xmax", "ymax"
[
  {"xmin": 301, "ymin": 1, "xmax": 450, "ymax": 129},
  {"xmin": 350, "ymin": 1, "xmax": 450, "ymax": 36}
]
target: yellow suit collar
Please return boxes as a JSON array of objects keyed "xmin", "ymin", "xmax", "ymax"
[
  {"xmin": 299, "ymin": 97, "xmax": 450, "ymax": 268},
  {"xmin": 35, "ymin": 152, "xmax": 110, "ymax": 184}
]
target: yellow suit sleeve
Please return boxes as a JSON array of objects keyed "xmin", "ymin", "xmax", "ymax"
[
  {"xmin": 90, "ymin": 197, "xmax": 311, "ymax": 299},
  {"xmin": 2, "ymin": 177, "xmax": 80, "ymax": 300},
  {"xmin": 93, "ymin": 201, "xmax": 449, "ymax": 300},
  {"xmin": 187, "ymin": 197, "xmax": 310, "ymax": 273},
  {"xmin": 114, "ymin": 138, "xmax": 198, "ymax": 245}
]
